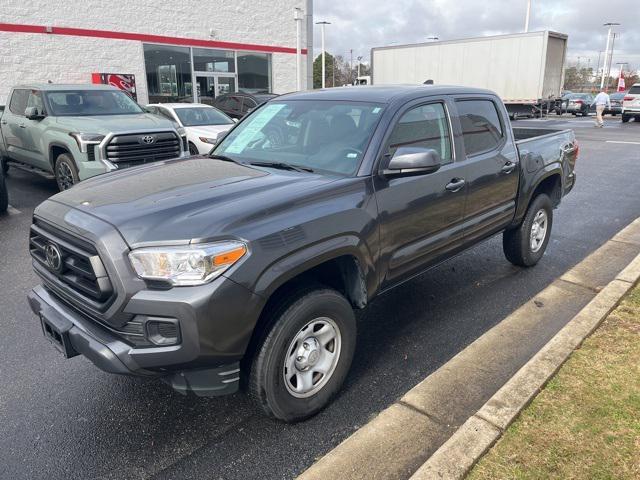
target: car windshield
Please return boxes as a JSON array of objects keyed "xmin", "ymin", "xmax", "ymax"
[
  {"xmin": 175, "ymin": 107, "xmax": 233, "ymax": 126},
  {"xmin": 45, "ymin": 90, "xmax": 144, "ymax": 116},
  {"xmin": 212, "ymin": 100, "xmax": 385, "ymax": 176}
]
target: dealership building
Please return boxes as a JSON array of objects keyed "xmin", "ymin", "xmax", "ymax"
[{"xmin": 0, "ymin": 0, "xmax": 313, "ymax": 105}]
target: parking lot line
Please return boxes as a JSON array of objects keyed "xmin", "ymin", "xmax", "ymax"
[{"xmin": 606, "ymin": 140, "xmax": 640, "ymax": 145}]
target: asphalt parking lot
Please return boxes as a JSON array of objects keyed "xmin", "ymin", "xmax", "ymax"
[{"xmin": 1, "ymin": 115, "xmax": 639, "ymax": 480}]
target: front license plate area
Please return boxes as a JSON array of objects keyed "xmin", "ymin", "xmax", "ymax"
[{"xmin": 40, "ymin": 314, "xmax": 78, "ymax": 359}]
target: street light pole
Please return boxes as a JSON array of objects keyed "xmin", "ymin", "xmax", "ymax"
[
  {"xmin": 316, "ymin": 21, "xmax": 331, "ymax": 89},
  {"xmin": 357, "ymin": 55, "xmax": 363, "ymax": 78},
  {"xmin": 524, "ymin": 0, "xmax": 532, "ymax": 32},
  {"xmin": 600, "ymin": 22, "xmax": 620, "ymax": 89},
  {"xmin": 605, "ymin": 32, "xmax": 618, "ymax": 91}
]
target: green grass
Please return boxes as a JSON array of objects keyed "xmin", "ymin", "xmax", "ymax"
[{"xmin": 467, "ymin": 285, "xmax": 640, "ymax": 480}]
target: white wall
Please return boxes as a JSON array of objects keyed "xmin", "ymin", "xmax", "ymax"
[{"xmin": 0, "ymin": 0, "xmax": 308, "ymax": 104}]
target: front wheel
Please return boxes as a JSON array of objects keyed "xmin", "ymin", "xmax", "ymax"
[
  {"xmin": 248, "ymin": 286, "xmax": 356, "ymax": 422},
  {"xmin": 55, "ymin": 153, "xmax": 79, "ymax": 191},
  {"xmin": 503, "ymin": 194, "xmax": 553, "ymax": 267},
  {"xmin": 621, "ymin": 114, "xmax": 631, "ymax": 123},
  {"xmin": 0, "ymin": 172, "xmax": 8, "ymax": 213},
  {"xmin": 1, "ymin": 157, "xmax": 9, "ymax": 175},
  {"xmin": 188, "ymin": 142, "xmax": 199, "ymax": 155}
]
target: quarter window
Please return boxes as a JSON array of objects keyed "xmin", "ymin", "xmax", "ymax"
[
  {"xmin": 387, "ymin": 103, "xmax": 452, "ymax": 163},
  {"xmin": 456, "ymin": 99, "xmax": 504, "ymax": 156},
  {"xmin": 9, "ymin": 89, "xmax": 29, "ymax": 115}
]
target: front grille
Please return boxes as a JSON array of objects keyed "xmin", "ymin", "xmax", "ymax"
[
  {"xmin": 105, "ymin": 131, "xmax": 181, "ymax": 166},
  {"xmin": 30, "ymin": 220, "xmax": 114, "ymax": 307}
]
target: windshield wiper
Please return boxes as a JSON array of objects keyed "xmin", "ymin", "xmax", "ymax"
[
  {"xmin": 210, "ymin": 154, "xmax": 244, "ymax": 166},
  {"xmin": 248, "ymin": 161, "xmax": 314, "ymax": 173}
]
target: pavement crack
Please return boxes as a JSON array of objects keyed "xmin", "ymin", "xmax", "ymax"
[
  {"xmin": 397, "ymin": 400, "xmax": 449, "ymax": 427},
  {"xmin": 473, "ymin": 412, "xmax": 504, "ymax": 432},
  {"xmin": 557, "ymin": 277, "xmax": 601, "ymax": 294}
]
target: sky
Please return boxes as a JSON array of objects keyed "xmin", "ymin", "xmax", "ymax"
[{"xmin": 313, "ymin": 0, "xmax": 640, "ymax": 73}]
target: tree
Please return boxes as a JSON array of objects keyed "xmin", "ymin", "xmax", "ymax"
[
  {"xmin": 313, "ymin": 52, "xmax": 369, "ymax": 88},
  {"xmin": 313, "ymin": 52, "xmax": 335, "ymax": 89}
]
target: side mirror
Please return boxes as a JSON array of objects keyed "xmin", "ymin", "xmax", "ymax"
[
  {"xmin": 25, "ymin": 106, "xmax": 45, "ymax": 120},
  {"xmin": 383, "ymin": 147, "xmax": 442, "ymax": 177},
  {"xmin": 216, "ymin": 130, "xmax": 229, "ymax": 143}
]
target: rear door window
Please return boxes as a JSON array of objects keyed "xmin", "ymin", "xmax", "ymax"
[
  {"xmin": 387, "ymin": 102, "xmax": 453, "ymax": 163},
  {"xmin": 9, "ymin": 89, "xmax": 29, "ymax": 115},
  {"xmin": 456, "ymin": 99, "xmax": 504, "ymax": 156}
]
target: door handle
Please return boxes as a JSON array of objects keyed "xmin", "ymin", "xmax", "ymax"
[
  {"xmin": 445, "ymin": 178, "xmax": 466, "ymax": 192},
  {"xmin": 19, "ymin": 123, "xmax": 27, "ymax": 128},
  {"xmin": 0, "ymin": 120, "xmax": 7, "ymax": 125},
  {"xmin": 501, "ymin": 161, "xmax": 516, "ymax": 174}
]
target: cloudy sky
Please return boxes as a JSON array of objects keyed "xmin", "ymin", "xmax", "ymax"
[{"xmin": 313, "ymin": 0, "xmax": 639, "ymax": 72}]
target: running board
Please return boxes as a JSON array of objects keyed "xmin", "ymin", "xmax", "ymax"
[{"xmin": 6, "ymin": 161, "xmax": 55, "ymax": 180}]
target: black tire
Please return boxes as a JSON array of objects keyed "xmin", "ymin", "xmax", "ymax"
[
  {"xmin": 1, "ymin": 157, "xmax": 9, "ymax": 175},
  {"xmin": 621, "ymin": 114, "xmax": 630, "ymax": 123},
  {"xmin": 248, "ymin": 286, "xmax": 356, "ymax": 422},
  {"xmin": 188, "ymin": 142, "xmax": 199, "ymax": 155},
  {"xmin": 54, "ymin": 153, "xmax": 79, "ymax": 191},
  {"xmin": 0, "ymin": 172, "xmax": 8, "ymax": 214},
  {"xmin": 503, "ymin": 193, "xmax": 553, "ymax": 267}
]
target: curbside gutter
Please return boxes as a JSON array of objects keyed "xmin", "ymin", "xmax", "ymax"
[{"xmin": 298, "ymin": 218, "xmax": 640, "ymax": 480}]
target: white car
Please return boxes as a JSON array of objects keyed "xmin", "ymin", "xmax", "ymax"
[
  {"xmin": 622, "ymin": 83, "xmax": 640, "ymax": 123},
  {"xmin": 145, "ymin": 103, "xmax": 236, "ymax": 154}
]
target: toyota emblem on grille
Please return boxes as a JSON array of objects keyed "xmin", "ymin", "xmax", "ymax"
[
  {"xmin": 141, "ymin": 135, "xmax": 155, "ymax": 144},
  {"xmin": 44, "ymin": 242, "xmax": 63, "ymax": 272}
]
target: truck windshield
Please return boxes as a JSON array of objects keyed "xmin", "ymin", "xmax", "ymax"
[
  {"xmin": 175, "ymin": 107, "xmax": 233, "ymax": 126},
  {"xmin": 213, "ymin": 100, "xmax": 385, "ymax": 176},
  {"xmin": 45, "ymin": 90, "xmax": 144, "ymax": 116}
]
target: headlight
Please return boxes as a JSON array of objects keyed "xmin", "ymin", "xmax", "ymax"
[
  {"xmin": 69, "ymin": 133, "xmax": 105, "ymax": 153},
  {"xmin": 128, "ymin": 241, "xmax": 247, "ymax": 286},
  {"xmin": 199, "ymin": 136, "xmax": 218, "ymax": 145}
]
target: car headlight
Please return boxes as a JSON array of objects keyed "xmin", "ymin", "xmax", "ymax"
[
  {"xmin": 69, "ymin": 133, "xmax": 105, "ymax": 153},
  {"xmin": 128, "ymin": 241, "xmax": 247, "ymax": 286},
  {"xmin": 199, "ymin": 136, "xmax": 218, "ymax": 145}
]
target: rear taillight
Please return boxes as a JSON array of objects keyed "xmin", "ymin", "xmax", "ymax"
[
  {"xmin": 623, "ymin": 96, "xmax": 634, "ymax": 101},
  {"xmin": 574, "ymin": 100, "xmax": 583, "ymax": 104}
]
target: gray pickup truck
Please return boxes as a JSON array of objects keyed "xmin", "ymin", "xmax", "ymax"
[
  {"xmin": 0, "ymin": 84, "xmax": 187, "ymax": 191},
  {"xmin": 27, "ymin": 85, "xmax": 577, "ymax": 422}
]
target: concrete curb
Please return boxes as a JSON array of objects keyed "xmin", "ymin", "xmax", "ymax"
[
  {"xmin": 298, "ymin": 217, "xmax": 640, "ymax": 480},
  {"xmin": 410, "ymin": 254, "xmax": 640, "ymax": 479}
]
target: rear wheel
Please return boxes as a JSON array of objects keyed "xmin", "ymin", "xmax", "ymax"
[
  {"xmin": 503, "ymin": 194, "xmax": 553, "ymax": 267},
  {"xmin": 248, "ymin": 286, "xmax": 356, "ymax": 422},
  {"xmin": 55, "ymin": 153, "xmax": 79, "ymax": 191}
]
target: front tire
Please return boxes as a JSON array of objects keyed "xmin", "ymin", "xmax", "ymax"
[
  {"xmin": 0, "ymin": 172, "xmax": 8, "ymax": 213},
  {"xmin": 248, "ymin": 286, "xmax": 356, "ymax": 422},
  {"xmin": 55, "ymin": 153, "xmax": 79, "ymax": 191},
  {"xmin": 1, "ymin": 157, "xmax": 9, "ymax": 175},
  {"xmin": 188, "ymin": 142, "xmax": 199, "ymax": 155},
  {"xmin": 503, "ymin": 194, "xmax": 553, "ymax": 267},
  {"xmin": 621, "ymin": 114, "xmax": 630, "ymax": 123}
]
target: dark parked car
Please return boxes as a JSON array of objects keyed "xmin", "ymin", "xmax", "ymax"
[
  {"xmin": 28, "ymin": 86, "xmax": 577, "ymax": 422},
  {"xmin": 566, "ymin": 93, "xmax": 595, "ymax": 116},
  {"xmin": 606, "ymin": 92, "xmax": 625, "ymax": 116},
  {"xmin": 212, "ymin": 92, "xmax": 278, "ymax": 119}
]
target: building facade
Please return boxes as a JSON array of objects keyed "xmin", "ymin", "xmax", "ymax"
[{"xmin": 0, "ymin": 0, "xmax": 311, "ymax": 105}]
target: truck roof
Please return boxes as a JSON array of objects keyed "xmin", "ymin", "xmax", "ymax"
[
  {"xmin": 280, "ymin": 85, "xmax": 496, "ymax": 103},
  {"xmin": 11, "ymin": 84, "xmax": 119, "ymax": 92}
]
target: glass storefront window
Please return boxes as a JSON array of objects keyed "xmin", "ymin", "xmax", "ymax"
[
  {"xmin": 144, "ymin": 44, "xmax": 193, "ymax": 103},
  {"xmin": 193, "ymin": 48, "xmax": 235, "ymax": 73},
  {"xmin": 238, "ymin": 53, "xmax": 271, "ymax": 93}
]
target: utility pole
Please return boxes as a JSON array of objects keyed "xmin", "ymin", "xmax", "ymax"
[
  {"xmin": 350, "ymin": 49, "xmax": 354, "ymax": 84},
  {"xmin": 524, "ymin": 0, "xmax": 532, "ymax": 32},
  {"xmin": 357, "ymin": 55, "xmax": 363, "ymax": 78},
  {"xmin": 316, "ymin": 21, "xmax": 331, "ymax": 89},
  {"xmin": 600, "ymin": 22, "xmax": 620, "ymax": 89},
  {"xmin": 294, "ymin": 8, "xmax": 303, "ymax": 91}
]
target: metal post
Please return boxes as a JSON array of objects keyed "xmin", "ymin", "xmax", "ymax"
[
  {"xmin": 524, "ymin": 0, "xmax": 532, "ymax": 32},
  {"xmin": 294, "ymin": 8, "xmax": 302, "ymax": 91},
  {"xmin": 605, "ymin": 33, "xmax": 617, "ymax": 91},
  {"xmin": 600, "ymin": 23, "xmax": 620, "ymax": 89}
]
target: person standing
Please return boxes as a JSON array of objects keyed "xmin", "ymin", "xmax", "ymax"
[{"xmin": 591, "ymin": 89, "xmax": 611, "ymax": 128}]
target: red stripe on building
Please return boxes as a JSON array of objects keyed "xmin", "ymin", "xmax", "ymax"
[{"xmin": 0, "ymin": 22, "xmax": 307, "ymax": 55}]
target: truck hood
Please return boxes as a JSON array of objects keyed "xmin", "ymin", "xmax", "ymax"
[
  {"xmin": 55, "ymin": 113, "xmax": 177, "ymax": 134},
  {"xmin": 47, "ymin": 156, "xmax": 339, "ymax": 247}
]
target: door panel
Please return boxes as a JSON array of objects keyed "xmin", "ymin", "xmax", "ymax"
[
  {"xmin": 374, "ymin": 100, "xmax": 468, "ymax": 288},
  {"xmin": 454, "ymin": 98, "xmax": 519, "ymax": 243}
]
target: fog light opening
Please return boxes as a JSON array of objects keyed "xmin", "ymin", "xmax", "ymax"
[{"xmin": 145, "ymin": 319, "xmax": 181, "ymax": 346}]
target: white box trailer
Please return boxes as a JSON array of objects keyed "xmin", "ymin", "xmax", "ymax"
[{"xmin": 371, "ymin": 31, "xmax": 568, "ymax": 117}]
